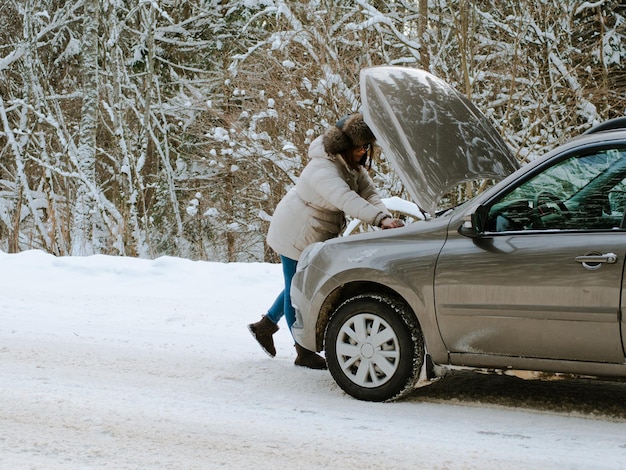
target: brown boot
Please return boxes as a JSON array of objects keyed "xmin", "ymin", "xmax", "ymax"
[
  {"xmin": 248, "ymin": 316, "xmax": 279, "ymax": 357},
  {"xmin": 294, "ymin": 343, "xmax": 327, "ymax": 370}
]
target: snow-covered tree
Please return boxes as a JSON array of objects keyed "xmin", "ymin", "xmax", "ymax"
[
  {"xmin": 0, "ymin": 0, "xmax": 623, "ymax": 261},
  {"xmin": 72, "ymin": 0, "xmax": 100, "ymax": 255}
]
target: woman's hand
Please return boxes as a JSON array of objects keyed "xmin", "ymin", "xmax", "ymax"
[{"xmin": 380, "ymin": 217, "xmax": 404, "ymax": 229}]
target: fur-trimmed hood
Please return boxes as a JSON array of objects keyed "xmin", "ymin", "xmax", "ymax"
[{"xmin": 322, "ymin": 113, "xmax": 376, "ymax": 155}]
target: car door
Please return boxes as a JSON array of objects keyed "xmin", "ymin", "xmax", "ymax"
[{"xmin": 434, "ymin": 145, "xmax": 626, "ymax": 363}]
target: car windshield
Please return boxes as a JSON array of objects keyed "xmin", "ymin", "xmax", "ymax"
[{"xmin": 485, "ymin": 147, "xmax": 626, "ymax": 232}]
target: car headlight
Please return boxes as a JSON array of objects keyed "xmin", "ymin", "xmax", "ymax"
[{"xmin": 296, "ymin": 242, "xmax": 325, "ymax": 272}]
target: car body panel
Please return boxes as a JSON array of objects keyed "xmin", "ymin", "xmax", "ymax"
[
  {"xmin": 361, "ymin": 66, "xmax": 519, "ymax": 215},
  {"xmin": 435, "ymin": 228, "xmax": 625, "ymax": 363},
  {"xmin": 448, "ymin": 353, "xmax": 626, "ymax": 379}
]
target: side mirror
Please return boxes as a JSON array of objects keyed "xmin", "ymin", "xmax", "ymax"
[
  {"xmin": 459, "ymin": 205, "xmax": 489, "ymax": 237},
  {"xmin": 458, "ymin": 215, "xmax": 478, "ymax": 238}
]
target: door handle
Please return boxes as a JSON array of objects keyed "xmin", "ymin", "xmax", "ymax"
[{"xmin": 575, "ymin": 252, "xmax": 617, "ymax": 270}]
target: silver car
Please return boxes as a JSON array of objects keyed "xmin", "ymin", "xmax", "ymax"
[{"xmin": 291, "ymin": 66, "xmax": 626, "ymax": 402}]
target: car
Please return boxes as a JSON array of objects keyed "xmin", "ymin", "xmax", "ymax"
[{"xmin": 290, "ymin": 65, "xmax": 626, "ymax": 402}]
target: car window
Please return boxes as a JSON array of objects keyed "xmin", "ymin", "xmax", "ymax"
[{"xmin": 485, "ymin": 147, "xmax": 626, "ymax": 232}]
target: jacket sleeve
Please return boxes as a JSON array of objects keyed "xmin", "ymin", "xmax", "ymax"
[
  {"xmin": 356, "ymin": 170, "xmax": 390, "ymax": 221},
  {"xmin": 300, "ymin": 159, "xmax": 390, "ymax": 226}
]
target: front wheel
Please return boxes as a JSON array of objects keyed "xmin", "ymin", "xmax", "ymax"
[{"xmin": 325, "ymin": 294, "xmax": 424, "ymax": 402}]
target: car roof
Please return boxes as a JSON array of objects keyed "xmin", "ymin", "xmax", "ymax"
[
  {"xmin": 565, "ymin": 123, "xmax": 626, "ymax": 153},
  {"xmin": 582, "ymin": 117, "xmax": 626, "ymax": 135}
]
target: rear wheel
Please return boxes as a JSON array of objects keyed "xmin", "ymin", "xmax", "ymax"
[{"xmin": 325, "ymin": 294, "xmax": 424, "ymax": 402}]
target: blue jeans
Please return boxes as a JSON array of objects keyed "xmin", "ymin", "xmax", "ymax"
[{"xmin": 266, "ymin": 255, "xmax": 298, "ymax": 332}]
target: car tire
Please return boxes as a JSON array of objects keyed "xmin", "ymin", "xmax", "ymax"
[{"xmin": 325, "ymin": 294, "xmax": 424, "ymax": 402}]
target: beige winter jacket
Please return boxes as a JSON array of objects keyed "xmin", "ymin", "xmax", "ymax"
[{"xmin": 266, "ymin": 135, "xmax": 390, "ymax": 260}]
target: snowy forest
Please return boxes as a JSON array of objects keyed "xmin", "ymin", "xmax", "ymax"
[{"xmin": 0, "ymin": 0, "xmax": 624, "ymax": 262}]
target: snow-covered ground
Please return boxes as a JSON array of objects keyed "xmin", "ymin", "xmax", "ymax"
[{"xmin": 2, "ymin": 250, "xmax": 626, "ymax": 469}]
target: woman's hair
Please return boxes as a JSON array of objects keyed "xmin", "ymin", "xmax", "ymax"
[{"xmin": 357, "ymin": 147, "xmax": 372, "ymax": 170}]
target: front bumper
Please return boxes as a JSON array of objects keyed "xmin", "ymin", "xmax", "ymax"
[{"xmin": 290, "ymin": 265, "xmax": 323, "ymax": 351}]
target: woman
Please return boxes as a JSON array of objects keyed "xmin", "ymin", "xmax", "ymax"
[{"xmin": 248, "ymin": 113, "xmax": 404, "ymax": 369}]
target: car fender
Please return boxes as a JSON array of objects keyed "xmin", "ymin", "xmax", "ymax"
[{"xmin": 310, "ymin": 261, "xmax": 449, "ymax": 364}]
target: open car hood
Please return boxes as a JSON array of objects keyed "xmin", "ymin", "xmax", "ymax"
[{"xmin": 361, "ymin": 66, "xmax": 519, "ymax": 215}]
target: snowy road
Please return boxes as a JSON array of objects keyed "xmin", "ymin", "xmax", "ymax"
[{"xmin": 1, "ymin": 251, "xmax": 626, "ymax": 469}]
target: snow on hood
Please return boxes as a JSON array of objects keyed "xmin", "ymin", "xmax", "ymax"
[{"xmin": 361, "ymin": 66, "xmax": 519, "ymax": 215}]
